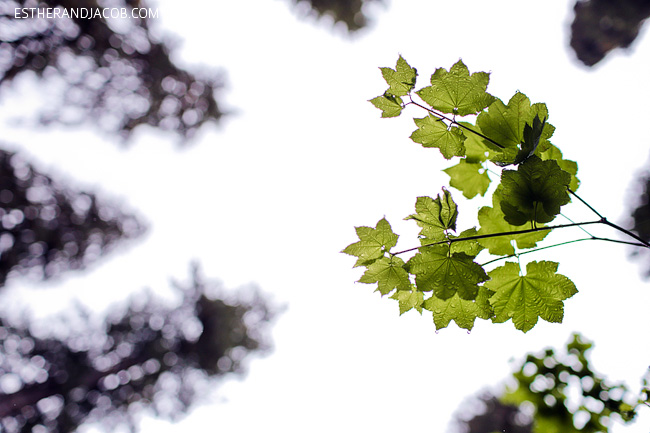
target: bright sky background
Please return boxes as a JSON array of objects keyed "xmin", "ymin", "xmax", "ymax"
[{"xmin": 2, "ymin": 0, "xmax": 650, "ymax": 432}]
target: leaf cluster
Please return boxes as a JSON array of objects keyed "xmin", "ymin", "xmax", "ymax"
[{"xmin": 346, "ymin": 57, "xmax": 588, "ymax": 333}]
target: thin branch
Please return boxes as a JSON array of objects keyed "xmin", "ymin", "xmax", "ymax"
[
  {"xmin": 568, "ymin": 188, "xmax": 650, "ymax": 248},
  {"xmin": 600, "ymin": 219, "xmax": 650, "ymax": 248},
  {"xmin": 568, "ymin": 189, "xmax": 604, "ymax": 219},
  {"xmin": 406, "ymin": 99, "xmax": 506, "ymax": 149},
  {"xmin": 480, "ymin": 236, "xmax": 648, "ymax": 266},
  {"xmin": 390, "ymin": 220, "xmax": 602, "ymax": 256}
]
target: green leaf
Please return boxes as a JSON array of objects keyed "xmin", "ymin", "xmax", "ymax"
[
  {"xmin": 500, "ymin": 156, "xmax": 571, "ymax": 226},
  {"xmin": 477, "ymin": 189, "xmax": 550, "ymax": 256},
  {"xmin": 509, "ymin": 114, "xmax": 546, "ymax": 166},
  {"xmin": 450, "ymin": 227, "xmax": 484, "ymax": 257},
  {"xmin": 458, "ymin": 121, "xmax": 494, "ymax": 162},
  {"xmin": 358, "ymin": 256, "xmax": 411, "ymax": 295},
  {"xmin": 416, "ymin": 60, "xmax": 495, "ymax": 116},
  {"xmin": 370, "ymin": 92, "xmax": 403, "ymax": 118},
  {"xmin": 391, "ymin": 289, "xmax": 424, "ymax": 315},
  {"xmin": 423, "ymin": 287, "xmax": 494, "ymax": 330},
  {"xmin": 476, "ymin": 92, "xmax": 554, "ymax": 164},
  {"xmin": 342, "ymin": 218, "xmax": 399, "ymax": 267},
  {"xmin": 407, "ymin": 244, "xmax": 488, "ymax": 300},
  {"xmin": 410, "ymin": 115, "xmax": 465, "ymax": 159},
  {"xmin": 485, "ymin": 261, "xmax": 577, "ymax": 333},
  {"xmin": 380, "ymin": 55, "xmax": 417, "ymax": 97},
  {"xmin": 443, "ymin": 159, "xmax": 490, "ymax": 199},
  {"xmin": 405, "ymin": 189, "xmax": 458, "ymax": 240},
  {"xmin": 540, "ymin": 143, "xmax": 580, "ymax": 191}
]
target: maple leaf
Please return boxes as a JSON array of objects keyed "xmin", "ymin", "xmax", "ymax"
[
  {"xmin": 449, "ymin": 227, "xmax": 484, "ymax": 256},
  {"xmin": 391, "ymin": 289, "xmax": 424, "ymax": 315},
  {"xmin": 416, "ymin": 60, "xmax": 495, "ymax": 116},
  {"xmin": 540, "ymin": 143, "xmax": 580, "ymax": 191},
  {"xmin": 485, "ymin": 261, "xmax": 577, "ymax": 333},
  {"xmin": 342, "ymin": 218, "xmax": 399, "ymax": 267},
  {"xmin": 358, "ymin": 256, "xmax": 411, "ymax": 295},
  {"xmin": 444, "ymin": 159, "xmax": 490, "ymax": 199},
  {"xmin": 477, "ymin": 189, "xmax": 550, "ymax": 255},
  {"xmin": 458, "ymin": 121, "xmax": 495, "ymax": 163},
  {"xmin": 423, "ymin": 287, "xmax": 494, "ymax": 330},
  {"xmin": 407, "ymin": 244, "xmax": 488, "ymax": 300},
  {"xmin": 476, "ymin": 92, "xmax": 554, "ymax": 164},
  {"xmin": 410, "ymin": 115, "xmax": 465, "ymax": 159},
  {"xmin": 500, "ymin": 156, "xmax": 571, "ymax": 226},
  {"xmin": 380, "ymin": 55, "xmax": 417, "ymax": 97},
  {"xmin": 405, "ymin": 189, "xmax": 458, "ymax": 240},
  {"xmin": 370, "ymin": 92, "xmax": 403, "ymax": 118}
]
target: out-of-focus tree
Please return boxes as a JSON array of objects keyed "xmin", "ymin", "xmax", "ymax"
[
  {"xmin": 570, "ymin": 0, "xmax": 650, "ymax": 66},
  {"xmin": 287, "ymin": 0, "xmax": 382, "ymax": 32},
  {"xmin": 0, "ymin": 264, "xmax": 276, "ymax": 433},
  {"xmin": 628, "ymin": 175, "xmax": 650, "ymax": 276},
  {"xmin": 0, "ymin": 147, "xmax": 144, "ymax": 289},
  {"xmin": 454, "ymin": 334, "xmax": 638, "ymax": 433},
  {"xmin": 453, "ymin": 394, "xmax": 532, "ymax": 433},
  {"xmin": 1, "ymin": 0, "xmax": 225, "ymax": 141}
]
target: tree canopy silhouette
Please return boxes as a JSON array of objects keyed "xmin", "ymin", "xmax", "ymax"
[
  {"xmin": 1, "ymin": 0, "xmax": 225, "ymax": 141},
  {"xmin": 0, "ymin": 148, "xmax": 144, "ymax": 289},
  {"xmin": 0, "ymin": 264, "xmax": 275, "ymax": 433}
]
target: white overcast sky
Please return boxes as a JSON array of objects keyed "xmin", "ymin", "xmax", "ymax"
[{"xmin": 2, "ymin": 0, "xmax": 650, "ymax": 432}]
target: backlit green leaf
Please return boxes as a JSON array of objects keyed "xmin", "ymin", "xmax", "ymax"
[
  {"xmin": 410, "ymin": 115, "xmax": 466, "ymax": 159},
  {"xmin": 342, "ymin": 218, "xmax": 399, "ymax": 267},
  {"xmin": 405, "ymin": 189, "xmax": 458, "ymax": 240},
  {"xmin": 358, "ymin": 256, "xmax": 411, "ymax": 295},
  {"xmin": 477, "ymin": 189, "xmax": 550, "ymax": 256},
  {"xmin": 380, "ymin": 55, "xmax": 417, "ymax": 97},
  {"xmin": 476, "ymin": 92, "xmax": 554, "ymax": 165},
  {"xmin": 416, "ymin": 60, "xmax": 495, "ymax": 116},
  {"xmin": 485, "ymin": 261, "xmax": 577, "ymax": 333},
  {"xmin": 423, "ymin": 287, "xmax": 494, "ymax": 330},
  {"xmin": 391, "ymin": 289, "xmax": 424, "ymax": 315},
  {"xmin": 370, "ymin": 92, "xmax": 403, "ymax": 118},
  {"xmin": 408, "ymin": 244, "xmax": 488, "ymax": 300},
  {"xmin": 444, "ymin": 159, "xmax": 490, "ymax": 199}
]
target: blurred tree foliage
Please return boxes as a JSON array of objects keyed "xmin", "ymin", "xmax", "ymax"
[
  {"xmin": 454, "ymin": 394, "xmax": 532, "ymax": 433},
  {"xmin": 456, "ymin": 334, "xmax": 638, "ymax": 433},
  {"xmin": 0, "ymin": 264, "xmax": 275, "ymax": 433},
  {"xmin": 288, "ymin": 0, "xmax": 381, "ymax": 32},
  {"xmin": 570, "ymin": 0, "xmax": 650, "ymax": 66},
  {"xmin": 1, "ymin": 0, "xmax": 225, "ymax": 141},
  {"xmin": 0, "ymin": 147, "xmax": 144, "ymax": 288}
]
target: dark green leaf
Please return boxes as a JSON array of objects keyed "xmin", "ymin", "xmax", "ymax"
[
  {"xmin": 408, "ymin": 244, "xmax": 488, "ymax": 300},
  {"xmin": 500, "ymin": 156, "xmax": 571, "ymax": 226}
]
